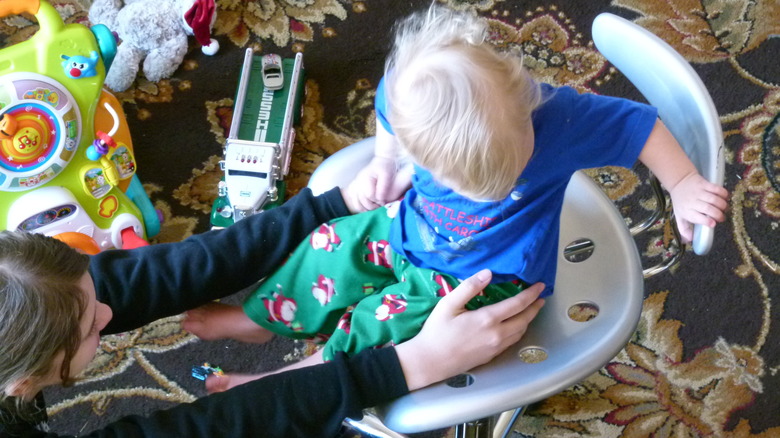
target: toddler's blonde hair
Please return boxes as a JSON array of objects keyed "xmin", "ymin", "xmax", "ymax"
[{"xmin": 385, "ymin": 5, "xmax": 542, "ymax": 200}]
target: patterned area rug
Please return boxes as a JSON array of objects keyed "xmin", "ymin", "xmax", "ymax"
[{"xmin": 2, "ymin": 0, "xmax": 779, "ymax": 436}]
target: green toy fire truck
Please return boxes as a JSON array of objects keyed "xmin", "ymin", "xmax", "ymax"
[{"xmin": 210, "ymin": 49, "xmax": 305, "ymax": 228}]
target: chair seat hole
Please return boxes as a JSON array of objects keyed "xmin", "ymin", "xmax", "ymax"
[
  {"xmin": 518, "ymin": 347, "xmax": 548, "ymax": 364},
  {"xmin": 564, "ymin": 238, "xmax": 595, "ymax": 262},
  {"xmin": 445, "ymin": 374, "xmax": 475, "ymax": 388},
  {"xmin": 568, "ymin": 302, "xmax": 600, "ymax": 322}
]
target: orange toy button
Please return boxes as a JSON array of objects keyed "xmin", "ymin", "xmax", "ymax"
[{"xmin": 0, "ymin": 114, "xmax": 17, "ymax": 139}]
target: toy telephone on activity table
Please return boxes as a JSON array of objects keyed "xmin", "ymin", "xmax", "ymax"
[{"xmin": 0, "ymin": 0, "xmax": 160, "ymax": 252}]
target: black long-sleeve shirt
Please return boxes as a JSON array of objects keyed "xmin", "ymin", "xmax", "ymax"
[
  {"xmin": 1, "ymin": 188, "xmax": 410, "ymax": 438},
  {"xmin": 92, "ymin": 187, "xmax": 349, "ymax": 334}
]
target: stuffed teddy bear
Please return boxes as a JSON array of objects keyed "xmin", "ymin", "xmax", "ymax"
[{"xmin": 89, "ymin": 0, "xmax": 220, "ymax": 92}]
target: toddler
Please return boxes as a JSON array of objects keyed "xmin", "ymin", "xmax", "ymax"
[{"xmin": 184, "ymin": 5, "xmax": 728, "ymax": 379}]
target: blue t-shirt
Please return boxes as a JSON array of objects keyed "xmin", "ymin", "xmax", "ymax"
[{"xmin": 376, "ymin": 79, "xmax": 658, "ymax": 296}]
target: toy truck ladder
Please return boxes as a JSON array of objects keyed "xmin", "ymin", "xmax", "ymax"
[{"xmin": 222, "ymin": 49, "xmax": 304, "ymax": 222}]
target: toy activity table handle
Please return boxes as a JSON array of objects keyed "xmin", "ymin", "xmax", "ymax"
[
  {"xmin": 53, "ymin": 232, "xmax": 101, "ymax": 255},
  {"xmin": 0, "ymin": 0, "xmax": 40, "ymax": 17},
  {"xmin": 0, "ymin": 0, "xmax": 64, "ymax": 35}
]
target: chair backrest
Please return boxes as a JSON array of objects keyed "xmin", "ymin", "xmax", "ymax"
[
  {"xmin": 307, "ymin": 137, "xmax": 644, "ymax": 432},
  {"xmin": 592, "ymin": 13, "xmax": 725, "ymax": 255}
]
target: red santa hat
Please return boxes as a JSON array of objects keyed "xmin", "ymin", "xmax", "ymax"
[{"xmin": 183, "ymin": 0, "xmax": 219, "ymax": 54}]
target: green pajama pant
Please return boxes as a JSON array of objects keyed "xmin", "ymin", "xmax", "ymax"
[{"xmin": 242, "ymin": 203, "xmax": 525, "ymax": 361}]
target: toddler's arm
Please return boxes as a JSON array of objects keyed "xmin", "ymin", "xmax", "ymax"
[
  {"xmin": 638, "ymin": 119, "xmax": 729, "ymax": 243},
  {"xmin": 345, "ymin": 122, "xmax": 413, "ymax": 212}
]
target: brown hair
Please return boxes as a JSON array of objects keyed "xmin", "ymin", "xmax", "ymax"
[{"xmin": 0, "ymin": 231, "xmax": 89, "ymax": 406}]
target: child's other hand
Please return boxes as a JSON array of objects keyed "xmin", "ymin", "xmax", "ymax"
[
  {"xmin": 669, "ymin": 172, "xmax": 729, "ymax": 242},
  {"xmin": 345, "ymin": 156, "xmax": 410, "ymax": 213}
]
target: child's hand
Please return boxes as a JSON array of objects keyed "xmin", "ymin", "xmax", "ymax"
[
  {"xmin": 345, "ymin": 156, "xmax": 411, "ymax": 212},
  {"xmin": 669, "ymin": 172, "xmax": 729, "ymax": 242}
]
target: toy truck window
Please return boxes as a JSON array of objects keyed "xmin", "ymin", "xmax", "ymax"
[
  {"xmin": 227, "ymin": 169, "xmax": 268, "ymax": 179},
  {"xmin": 265, "ymin": 67, "xmax": 281, "ymax": 78},
  {"xmin": 263, "ymin": 67, "xmax": 282, "ymax": 89}
]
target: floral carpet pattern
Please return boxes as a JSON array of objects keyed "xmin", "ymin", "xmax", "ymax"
[{"xmin": 1, "ymin": 0, "xmax": 778, "ymax": 436}]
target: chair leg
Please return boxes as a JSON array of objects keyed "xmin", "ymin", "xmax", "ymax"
[
  {"xmin": 342, "ymin": 413, "xmax": 408, "ymax": 438},
  {"xmin": 454, "ymin": 418, "xmax": 493, "ymax": 438},
  {"xmin": 629, "ymin": 173, "xmax": 667, "ymax": 236},
  {"xmin": 454, "ymin": 407, "xmax": 525, "ymax": 438},
  {"xmin": 626, "ymin": 173, "xmax": 685, "ymax": 278},
  {"xmin": 640, "ymin": 175, "xmax": 685, "ymax": 278},
  {"xmin": 492, "ymin": 407, "xmax": 526, "ymax": 438}
]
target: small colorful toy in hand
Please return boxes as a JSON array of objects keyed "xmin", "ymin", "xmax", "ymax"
[
  {"xmin": 89, "ymin": 0, "xmax": 220, "ymax": 91},
  {"xmin": 191, "ymin": 362, "xmax": 224, "ymax": 381}
]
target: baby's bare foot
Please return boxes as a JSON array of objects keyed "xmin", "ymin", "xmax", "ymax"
[
  {"xmin": 205, "ymin": 372, "xmax": 265, "ymax": 394},
  {"xmin": 203, "ymin": 352, "xmax": 326, "ymax": 393},
  {"xmin": 182, "ymin": 302, "xmax": 274, "ymax": 343}
]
